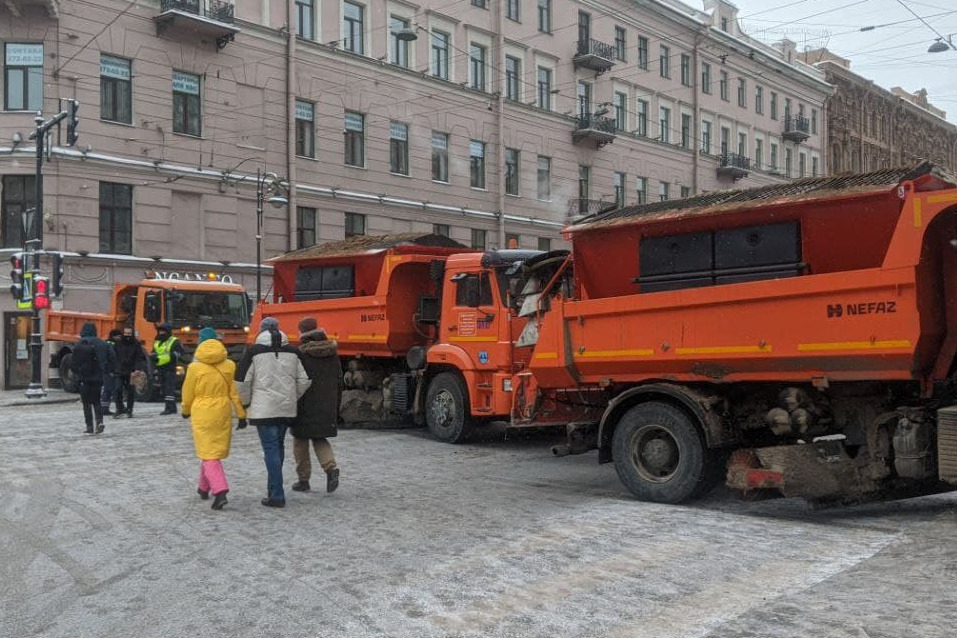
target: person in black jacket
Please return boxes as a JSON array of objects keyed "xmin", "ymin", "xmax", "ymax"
[
  {"xmin": 72, "ymin": 322, "xmax": 111, "ymax": 434},
  {"xmin": 100, "ymin": 329, "xmax": 121, "ymax": 416},
  {"xmin": 290, "ymin": 317, "xmax": 342, "ymax": 494},
  {"xmin": 113, "ymin": 326, "xmax": 146, "ymax": 418}
]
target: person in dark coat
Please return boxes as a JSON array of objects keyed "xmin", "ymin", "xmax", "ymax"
[
  {"xmin": 100, "ymin": 328, "xmax": 121, "ymax": 416},
  {"xmin": 113, "ymin": 326, "xmax": 146, "ymax": 418},
  {"xmin": 290, "ymin": 316, "xmax": 342, "ymax": 494},
  {"xmin": 72, "ymin": 322, "xmax": 111, "ymax": 434}
]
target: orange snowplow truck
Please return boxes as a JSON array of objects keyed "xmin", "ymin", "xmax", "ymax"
[
  {"xmin": 256, "ymin": 163, "xmax": 957, "ymax": 507},
  {"xmin": 47, "ymin": 277, "xmax": 251, "ymax": 400}
]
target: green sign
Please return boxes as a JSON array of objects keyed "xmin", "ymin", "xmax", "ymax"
[{"xmin": 17, "ymin": 273, "xmax": 33, "ymax": 310}]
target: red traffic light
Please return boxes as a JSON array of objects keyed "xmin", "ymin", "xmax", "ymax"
[{"xmin": 33, "ymin": 276, "xmax": 50, "ymax": 310}]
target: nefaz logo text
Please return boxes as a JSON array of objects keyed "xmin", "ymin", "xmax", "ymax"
[
  {"xmin": 826, "ymin": 301, "xmax": 896, "ymax": 319},
  {"xmin": 360, "ymin": 312, "xmax": 386, "ymax": 323}
]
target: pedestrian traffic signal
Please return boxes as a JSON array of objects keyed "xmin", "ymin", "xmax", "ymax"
[
  {"xmin": 66, "ymin": 99, "xmax": 80, "ymax": 147},
  {"xmin": 9, "ymin": 253, "xmax": 24, "ymax": 301},
  {"xmin": 33, "ymin": 276, "xmax": 50, "ymax": 310},
  {"xmin": 51, "ymin": 252, "xmax": 64, "ymax": 297}
]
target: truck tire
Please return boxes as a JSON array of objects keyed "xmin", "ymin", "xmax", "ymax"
[
  {"xmin": 59, "ymin": 353, "xmax": 78, "ymax": 393},
  {"xmin": 612, "ymin": 401, "xmax": 709, "ymax": 504},
  {"xmin": 425, "ymin": 372, "xmax": 474, "ymax": 443}
]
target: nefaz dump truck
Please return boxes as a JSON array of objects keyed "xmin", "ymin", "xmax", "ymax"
[
  {"xmin": 47, "ymin": 275, "xmax": 251, "ymax": 400},
  {"xmin": 255, "ymin": 163, "xmax": 957, "ymax": 507}
]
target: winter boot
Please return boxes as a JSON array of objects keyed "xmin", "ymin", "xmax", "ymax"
[
  {"xmin": 95, "ymin": 422, "xmax": 105, "ymax": 435},
  {"xmin": 160, "ymin": 401, "xmax": 176, "ymax": 415},
  {"xmin": 84, "ymin": 425, "xmax": 94, "ymax": 434},
  {"xmin": 127, "ymin": 409, "xmax": 134, "ymax": 419},
  {"xmin": 326, "ymin": 468, "xmax": 340, "ymax": 494},
  {"xmin": 101, "ymin": 407, "xmax": 114, "ymax": 416},
  {"xmin": 260, "ymin": 497, "xmax": 285, "ymax": 508},
  {"xmin": 291, "ymin": 480, "xmax": 311, "ymax": 492},
  {"xmin": 197, "ymin": 488, "xmax": 210, "ymax": 500},
  {"xmin": 211, "ymin": 492, "xmax": 229, "ymax": 510},
  {"xmin": 113, "ymin": 409, "xmax": 126, "ymax": 419}
]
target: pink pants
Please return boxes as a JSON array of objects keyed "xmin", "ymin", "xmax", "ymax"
[{"xmin": 197, "ymin": 459, "xmax": 229, "ymax": 495}]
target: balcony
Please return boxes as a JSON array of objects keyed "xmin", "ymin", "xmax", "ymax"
[
  {"xmin": 567, "ymin": 198, "xmax": 616, "ymax": 220},
  {"xmin": 572, "ymin": 115, "xmax": 617, "ymax": 148},
  {"xmin": 154, "ymin": 0, "xmax": 240, "ymax": 50},
  {"xmin": 8, "ymin": 0, "xmax": 59, "ymax": 17},
  {"xmin": 782, "ymin": 116, "xmax": 811, "ymax": 143},
  {"xmin": 717, "ymin": 153, "xmax": 750, "ymax": 180},
  {"xmin": 573, "ymin": 39, "xmax": 617, "ymax": 74}
]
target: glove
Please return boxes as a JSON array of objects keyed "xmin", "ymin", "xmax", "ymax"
[
  {"xmin": 181, "ymin": 413, "xmax": 189, "ymax": 419},
  {"xmin": 236, "ymin": 418, "xmax": 248, "ymax": 430}
]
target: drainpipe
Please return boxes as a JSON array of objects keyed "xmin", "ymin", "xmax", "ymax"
[
  {"xmin": 495, "ymin": 0, "xmax": 506, "ymax": 249},
  {"xmin": 691, "ymin": 27, "xmax": 704, "ymax": 195},
  {"xmin": 285, "ymin": 0, "xmax": 297, "ymax": 252}
]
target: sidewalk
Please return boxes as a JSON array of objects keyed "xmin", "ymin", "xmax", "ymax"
[{"xmin": 0, "ymin": 387, "xmax": 78, "ymax": 408}]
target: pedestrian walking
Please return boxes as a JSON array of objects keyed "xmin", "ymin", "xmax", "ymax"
[
  {"xmin": 72, "ymin": 322, "xmax": 111, "ymax": 434},
  {"xmin": 100, "ymin": 328, "xmax": 121, "ymax": 416},
  {"xmin": 291, "ymin": 317, "xmax": 342, "ymax": 494},
  {"xmin": 113, "ymin": 326, "xmax": 146, "ymax": 418},
  {"xmin": 152, "ymin": 322, "xmax": 184, "ymax": 415},
  {"xmin": 236, "ymin": 317, "xmax": 311, "ymax": 508},
  {"xmin": 181, "ymin": 327, "xmax": 247, "ymax": 511}
]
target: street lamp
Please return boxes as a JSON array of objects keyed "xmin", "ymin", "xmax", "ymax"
[
  {"xmin": 928, "ymin": 35, "xmax": 955, "ymax": 53},
  {"xmin": 255, "ymin": 168, "xmax": 288, "ymax": 304}
]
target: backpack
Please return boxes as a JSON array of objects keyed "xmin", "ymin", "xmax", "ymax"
[{"xmin": 72, "ymin": 341, "xmax": 101, "ymax": 380}]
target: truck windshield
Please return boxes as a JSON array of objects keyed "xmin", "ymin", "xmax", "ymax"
[{"xmin": 166, "ymin": 292, "xmax": 249, "ymax": 329}]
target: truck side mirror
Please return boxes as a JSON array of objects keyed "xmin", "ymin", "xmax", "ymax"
[
  {"xmin": 144, "ymin": 291, "xmax": 162, "ymax": 323},
  {"xmin": 246, "ymin": 294, "xmax": 254, "ymax": 316}
]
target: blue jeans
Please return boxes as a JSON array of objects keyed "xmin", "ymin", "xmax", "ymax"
[{"xmin": 255, "ymin": 420, "xmax": 290, "ymax": 502}]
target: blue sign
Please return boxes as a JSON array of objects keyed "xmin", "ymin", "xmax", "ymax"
[{"xmin": 478, "ymin": 351, "xmax": 489, "ymax": 365}]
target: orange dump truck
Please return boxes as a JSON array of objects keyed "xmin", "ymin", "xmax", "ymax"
[
  {"xmin": 256, "ymin": 163, "xmax": 957, "ymax": 506},
  {"xmin": 47, "ymin": 277, "xmax": 251, "ymax": 400}
]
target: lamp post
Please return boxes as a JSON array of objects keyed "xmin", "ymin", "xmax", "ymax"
[{"xmin": 255, "ymin": 168, "xmax": 288, "ymax": 304}]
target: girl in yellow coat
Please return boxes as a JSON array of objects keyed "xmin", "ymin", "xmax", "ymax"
[{"xmin": 181, "ymin": 328, "xmax": 247, "ymax": 510}]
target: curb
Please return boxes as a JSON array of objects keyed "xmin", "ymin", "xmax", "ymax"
[{"xmin": 0, "ymin": 396, "xmax": 79, "ymax": 408}]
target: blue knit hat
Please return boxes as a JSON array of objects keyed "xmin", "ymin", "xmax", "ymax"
[{"xmin": 198, "ymin": 327, "xmax": 218, "ymax": 343}]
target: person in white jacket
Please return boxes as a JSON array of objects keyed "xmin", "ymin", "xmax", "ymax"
[{"xmin": 236, "ymin": 316, "xmax": 311, "ymax": 508}]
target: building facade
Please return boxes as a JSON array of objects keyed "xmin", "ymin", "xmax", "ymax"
[
  {"xmin": 800, "ymin": 48, "xmax": 957, "ymax": 175},
  {"xmin": 0, "ymin": 0, "xmax": 830, "ymax": 388}
]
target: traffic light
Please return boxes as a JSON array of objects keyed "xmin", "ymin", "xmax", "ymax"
[
  {"xmin": 66, "ymin": 99, "xmax": 80, "ymax": 146},
  {"xmin": 9, "ymin": 253, "xmax": 24, "ymax": 301},
  {"xmin": 33, "ymin": 276, "xmax": 50, "ymax": 310},
  {"xmin": 51, "ymin": 252, "xmax": 64, "ymax": 297}
]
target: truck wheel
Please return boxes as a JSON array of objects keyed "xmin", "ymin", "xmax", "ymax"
[
  {"xmin": 425, "ymin": 372, "xmax": 473, "ymax": 443},
  {"xmin": 59, "ymin": 354, "xmax": 78, "ymax": 393},
  {"xmin": 612, "ymin": 401, "xmax": 709, "ymax": 504}
]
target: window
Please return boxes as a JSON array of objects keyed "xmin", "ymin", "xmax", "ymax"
[
  {"xmin": 701, "ymin": 63, "xmax": 712, "ymax": 94},
  {"xmin": 1, "ymin": 175, "xmax": 38, "ymax": 248},
  {"xmin": 344, "ymin": 212, "xmax": 365, "ymax": 237},
  {"xmin": 295, "ymin": 100, "xmax": 315, "ymax": 158},
  {"xmin": 681, "ymin": 114, "xmax": 691, "ymax": 149},
  {"xmin": 344, "ymin": 111, "xmax": 365, "ymax": 167},
  {"xmin": 720, "ymin": 126, "xmax": 730, "ymax": 155},
  {"xmin": 579, "ymin": 165, "xmax": 590, "ymax": 205},
  {"xmin": 296, "ymin": 0, "xmax": 315, "ymax": 40},
  {"xmin": 636, "ymin": 99, "xmax": 648, "ymax": 136},
  {"xmin": 578, "ymin": 11, "xmax": 591, "ymax": 44},
  {"xmin": 471, "ymin": 228, "xmax": 487, "ymax": 250},
  {"xmin": 755, "ymin": 86, "xmax": 764, "ymax": 114},
  {"xmin": 100, "ymin": 55, "xmax": 132, "ymax": 124},
  {"xmin": 431, "ymin": 31, "xmax": 450, "ymax": 79},
  {"xmin": 680, "ymin": 186, "xmax": 691, "ymax": 198},
  {"xmin": 297, "ymin": 206, "xmax": 317, "ymax": 249},
  {"xmin": 343, "ymin": 2, "xmax": 365, "ymax": 55},
  {"xmin": 614, "ymin": 91, "xmax": 627, "ymax": 130},
  {"xmin": 538, "ymin": 0, "xmax": 551, "ymax": 33},
  {"xmin": 636, "ymin": 177, "xmax": 648, "ymax": 204},
  {"xmin": 389, "ymin": 121, "xmax": 409, "ymax": 175},
  {"xmin": 390, "ymin": 16, "xmax": 410, "ymax": 67},
  {"xmin": 680, "ymin": 54, "xmax": 691, "ymax": 86},
  {"xmin": 505, "ymin": 148, "xmax": 519, "ymax": 196},
  {"xmin": 172, "ymin": 70, "xmax": 201, "ymax": 136},
  {"xmin": 505, "ymin": 233, "xmax": 520, "ymax": 249},
  {"xmin": 719, "ymin": 70, "xmax": 729, "ymax": 101},
  {"xmin": 785, "ymin": 147, "xmax": 793, "ymax": 178},
  {"xmin": 537, "ymin": 237, "xmax": 552, "ymax": 252},
  {"xmin": 537, "ymin": 67, "xmax": 552, "ymax": 109},
  {"xmin": 659, "ymin": 106, "xmax": 670, "ymax": 143},
  {"xmin": 472, "ymin": 0, "xmax": 487, "ymax": 7},
  {"xmin": 469, "ymin": 43, "xmax": 487, "ymax": 91},
  {"xmin": 770, "ymin": 92, "xmax": 778, "ymax": 120},
  {"xmin": 433, "ymin": 223, "xmax": 450, "ymax": 237},
  {"xmin": 770, "ymin": 143, "xmax": 779, "ymax": 171},
  {"xmin": 432, "ymin": 131, "xmax": 449, "ymax": 182},
  {"xmin": 4, "ymin": 43, "xmax": 43, "ymax": 112},
  {"xmin": 507, "ymin": 0, "xmax": 520, "ymax": 21},
  {"xmin": 659, "ymin": 181, "xmax": 670, "ymax": 201},
  {"xmin": 537, "ymin": 155, "xmax": 551, "ymax": 201},
  {"xmin": 99, "ymin": 182, "xmax": 133, "ymax": 254},
  {"xmin": 784, "ymin": 97, "xmax": 792, "ymax": 122},
  {"xmin": 812, "ymin": 109, "xmax": 818, "ymax": 135},
  {"xmin": 799, "ymin": 152, "xmax": 807, "ymax": 178},
  {"xmin": 577, "ymin": 81, "xmax": 591, "ymax": 118},
  {"xmin": 469, "ymin": 140, "xmax": 486, "ymax": 189},
  {"xmin": 721, "ymin": 17, "xmax": 729, "ymax": 31},
  {"xmin": 294, "ymin": 266, "xmax": 355, "ymax": 301},
  {"xmin": 660, "ymin": 46, "xmax": 670, "ymax": 78},
  {"xmin": 615, "ymin": 27, "xmax": 627, "ymax": 61},
  {"xmin": 737, "ymin": 78, "xmax": 746, "ymax": 108},
  {"xmin": 812, "ymin": 156, "xmax": 819, "ymax": 177},
  {"xmin": 737, "ymin": 132, "xmax": 747, "ymax": 157},
  {"xmin": 505, "ymin": 56, "xmax": 521, "ymax": 101},
  {"xmin": 701, "ymin": 120, "xmax": 712, "ymax": 154},
  {"xmin": 637, "ymin": 36, "xmax": 648, "ymax": 70},
  {"xmin": 614, "ymin": 172, "xmax": 626, "ymax": 207},
  {"xmin": 755, "ymin": 138, "xmax": 763, "ymax": 169}
]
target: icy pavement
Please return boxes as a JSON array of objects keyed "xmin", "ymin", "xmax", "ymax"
[{"xmin": 1, "ymin": 402, "xmax": 956, "ymax": 638}]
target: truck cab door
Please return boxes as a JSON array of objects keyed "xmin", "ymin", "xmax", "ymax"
[{"xmin": 441, "ymin": 270, "xmax": 505, "ymax": 366}]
